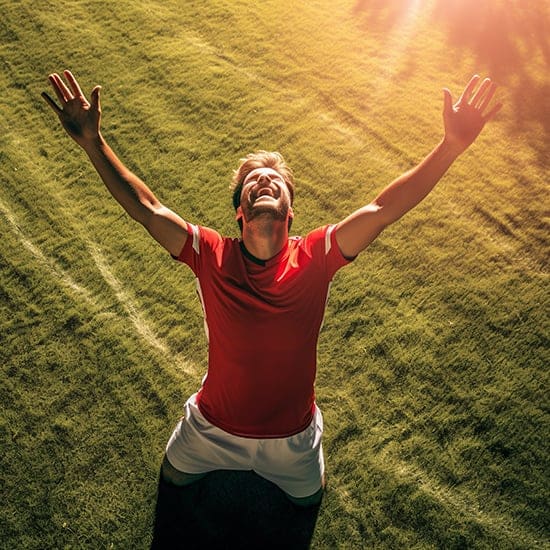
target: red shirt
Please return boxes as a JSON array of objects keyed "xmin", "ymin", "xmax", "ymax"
[{"xmin": 174, "ymin": 223, "xmax": 351, "ymax": 438}]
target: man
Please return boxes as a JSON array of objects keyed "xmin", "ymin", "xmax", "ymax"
[{"xmin": 42, "ymin": 71, "xmax": 501, "ymax": 507}]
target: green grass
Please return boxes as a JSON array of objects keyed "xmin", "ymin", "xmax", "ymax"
[{"xmin": 1, "ymin": 0, "xmax": 548, "ymax": 548}]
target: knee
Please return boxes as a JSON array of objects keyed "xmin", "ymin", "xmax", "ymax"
[
  {"xmin": 285, "ymin": 486, "xmax": 324, "ymax": 508},
  {"xmin": 161, "ymin": 454, "xmax": 182, "ymax": 485},
  {"xmin": 161, "ymin": 454, "xmax": 206, "ymax": 487}
]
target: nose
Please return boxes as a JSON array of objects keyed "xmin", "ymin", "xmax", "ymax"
[{"xmin": 257, "ymin": 173, "xmax": 270, "ymax": 185}]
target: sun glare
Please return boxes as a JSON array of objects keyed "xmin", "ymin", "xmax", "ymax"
[{"xmin": 365, "ymin": 0, "xmax": 429, "ymax": 94}]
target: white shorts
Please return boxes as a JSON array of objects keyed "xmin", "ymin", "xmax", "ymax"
[{"xmin": 165, "ymin": 393, "xmax": 325, "ymax": 498}]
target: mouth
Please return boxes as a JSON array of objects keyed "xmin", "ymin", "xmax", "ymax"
[{"xmin": 253, "ymin": 187, "xmax": 277, "ymax": 200}]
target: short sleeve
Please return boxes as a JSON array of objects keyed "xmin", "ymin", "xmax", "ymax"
[
  {"xmin": 172, "ymin": 223, "xmax": 223, "ymax": 276},
  {"xmin": 303, "ymin": 224, "xmax": 354, "ymax": 280}
]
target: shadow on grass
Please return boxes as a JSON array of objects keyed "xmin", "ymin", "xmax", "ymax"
[
  {"xmin": 432, "ymin": 0, "xmax": 550, "ymax": 80},
  {"xmin": 352, "ymin": 0, "xmax": 550, "ymax": 169},
  {"xmin": 431, "ymin": 0, "xmax": 550, "ymax": 169},
  {"xmin": 352, "ymin": 0, "xmax": 413, "ymax": 32},
  {"xmin": 151, "ymin": 470, "xmax": 321, "ymax": 549}
]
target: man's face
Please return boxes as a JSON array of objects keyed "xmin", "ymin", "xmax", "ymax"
[{"xmin": 238, "ymin": 167, "xmax": 293, "ymax": 225}]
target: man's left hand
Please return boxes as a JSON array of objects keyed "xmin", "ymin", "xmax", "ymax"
[{"xmin": 442, "ymin": 74, "xmax": 502, "ymax": 155}]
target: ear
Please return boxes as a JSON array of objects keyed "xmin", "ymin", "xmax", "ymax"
[
  {"xmin": 235, "ymin": 206, "xmax": 244, "ymax": 232},
  {"xmin": 287, "ymin": 207, "xmax": 294, "ymax": 232}
]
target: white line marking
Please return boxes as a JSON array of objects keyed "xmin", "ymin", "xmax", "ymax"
[
  {"xmin": 0, "ymin": 197, "xmax": 95, "ymax": 304},
  {"xmin": 0, "ymin": 196, "xmax": 195, "ymax": 375}
]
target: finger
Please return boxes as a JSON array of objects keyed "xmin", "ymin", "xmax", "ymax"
[
  {"xmin": 478, "ymin": 81, "xmax": 497, "ymax": 113},
  {"xmin": 482, "ymin": 101, "xmax": 503, "ymax": 123},
  {"xmin": 442, "ymin": 88, "xmax": 453, "ymax": 115},
  {"xmin": 90, "ymin": 85, "xmax": 102, "ymax": 111},
  {"xmin": 50, "ymin": 73, "xmax": 73, "ymax": 102},
  {"xmin": 48, "ymin": 73, "xmax": 67, "ymax": 104},
  {"xmin": 458, "ymin": 74, "xmax": 480, "ymax": 105},
  {"xmin": 41, "ymin": 91, "xmax": 62, "ymax": 114},
  {"xmin": 470, "ymin": 77, "xmax": 492, "ymax": 108},
  {"xmin": 64, "ymin": 70, "xmax": 84, "ymax": 99}
]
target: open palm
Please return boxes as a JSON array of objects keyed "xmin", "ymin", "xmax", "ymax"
[
  {"xmin": 443, "ymin": 75, "xmax": 502, "ymax": 155},
  {"xmin": 42, "ymin": 70, "xmax": 101, "ymax": 147}
]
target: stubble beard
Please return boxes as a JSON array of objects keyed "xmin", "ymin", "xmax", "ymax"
[{"xmin": 242, "ymin": 199, "xmax": 289, "ymax": 224}]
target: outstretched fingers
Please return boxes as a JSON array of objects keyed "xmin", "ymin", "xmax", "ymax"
[
  {"xmin": 458, "ymin": 74, "xmax": 480, "ymax": 105},
  {"xmin": 457, "ymin": 75, "xmax": 502, "ymax": 121},
  {"xmin": 478, "ymin": 81, "xmax": 496, "ymax": 109},
  {"xmin": 471, "ymin": 77, "xmax": 492, "ymax": 108},
  {"xmin": 443, "ymin": 74, "xmax": 503, "ymax": 153},
  {"xmin": 473, "ymin": 79, "xmax": 502, "ymax": 121},
  {"xmin": 90, "ymin": 85, "xmax": 101, "ymax": 111},
  {"xmin": 64, "ymin": 70, "xmax": 85, "ymax": 100},
  {"xmin": 49, "ymin": 73, "xmax": 73, "ymax": 103},
  {"xmin": 41, "ymin": 91, "xmax": 62, "ymax": 114},
  {"xmin": 442, "ymin": 88, "xmax": 453, "ymax": 114}
]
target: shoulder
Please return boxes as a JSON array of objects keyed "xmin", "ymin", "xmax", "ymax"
[
  {"xmin": 187, "ymin": 224, "xmax": 225, "ymax": 250},
  {"xmin": 300, "ymin": 224, "xmax": 354, "ymax": 275},
  {"xmin": 299, "ymin": 224, "xmax": 337, "ymax": 255},
  {"xmin": 174, "ymin": 223, "xmax": 226, "ymax": 265}
]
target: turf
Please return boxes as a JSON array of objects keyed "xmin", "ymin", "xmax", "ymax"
[{"xmin": 1, "ymin": 0, "xmax": 548, "ymax": 548}]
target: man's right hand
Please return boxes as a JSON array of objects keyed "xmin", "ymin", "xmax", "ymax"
[
  {"xmin": 42, "ymin": 69, "xmax": 188, "ymax": 256},
  {"xmin": 42, "ymin": 70, "xmax": 101, "ymax": 148}
]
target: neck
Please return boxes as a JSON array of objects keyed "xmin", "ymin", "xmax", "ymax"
[{"xmin": 241, "ymin": 218, "xmax": 288, "ymax": 260}]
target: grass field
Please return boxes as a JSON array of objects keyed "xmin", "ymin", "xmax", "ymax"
[{"xmin": 1, "ymin": 0, "xmax": 548, "ymax": 548}]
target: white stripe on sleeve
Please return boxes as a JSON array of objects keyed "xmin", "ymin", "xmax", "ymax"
[
  {"xmin": 189, "ymin": 223, "xmax": 200, "ymax": 255},
  {"xmin": 325, "ymin": 224, "xmax": 335, "ymax": 255}
]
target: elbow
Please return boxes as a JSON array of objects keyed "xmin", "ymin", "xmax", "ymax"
[
  {"xmin": 133, "ymin": 198, "xmax": 160, "ymax": 228},
  {"xmin": 369, "ymin": 200, "xmax": 392, "ymax": 229},
  {"xmin": 372, "ymin": 199, "xmax": 401, "ymax": 228}
]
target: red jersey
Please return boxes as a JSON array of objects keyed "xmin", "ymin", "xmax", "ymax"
[{"xmin": 174, "ymin": 223, "xmax": 351, "ymax": 438}]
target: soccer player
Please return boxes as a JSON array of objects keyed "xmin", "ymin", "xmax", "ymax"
[{"xmin": 42, "ymin": 71, "xmax": 501, "ymax": 507}]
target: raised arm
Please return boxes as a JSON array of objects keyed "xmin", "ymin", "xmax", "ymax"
[
  {"xmin": 42, "ymin": 70, "xmax": 187, "ymax": 257},
  {"xmin": 335, "ymin": 75, "xmax": 503, "ymax": 259}
]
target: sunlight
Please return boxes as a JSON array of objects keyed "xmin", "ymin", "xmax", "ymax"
[{"xmin": 368, "ymin": 0, "xmax": 431, "ymax": 93}]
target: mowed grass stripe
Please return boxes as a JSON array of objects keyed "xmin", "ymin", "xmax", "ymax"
[
  {"xmin": 0, "ymin": 196, "xmax": 96, "ymax": 305},
  {"xmin": 377, "ymin": 447, "xmax": 546, "ymax": 548},
  {"xmin": 0, "ymin": 109, "xmax": 198, "ymax": 377}
]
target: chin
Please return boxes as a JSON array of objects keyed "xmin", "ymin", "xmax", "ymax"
[{"xmin": 245, "ymin": 205, "xmax": 289, "ymax": 222}]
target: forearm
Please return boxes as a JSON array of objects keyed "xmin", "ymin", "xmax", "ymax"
[
  {"xmin": 82, "ymin": 135, "xmax": 158, "ymax": 224},
  {"xmin": 375, "ymin": 139, "xmax": 461, "ymax": 225}
]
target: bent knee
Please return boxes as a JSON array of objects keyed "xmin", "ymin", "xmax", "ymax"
[
  {"xmin": 161, "ymin": 455, "xmax": 207, "ymax": 487},
  {"xmin": 286, "ymin": 486, "xmax": 324, "ymax": 508}
]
